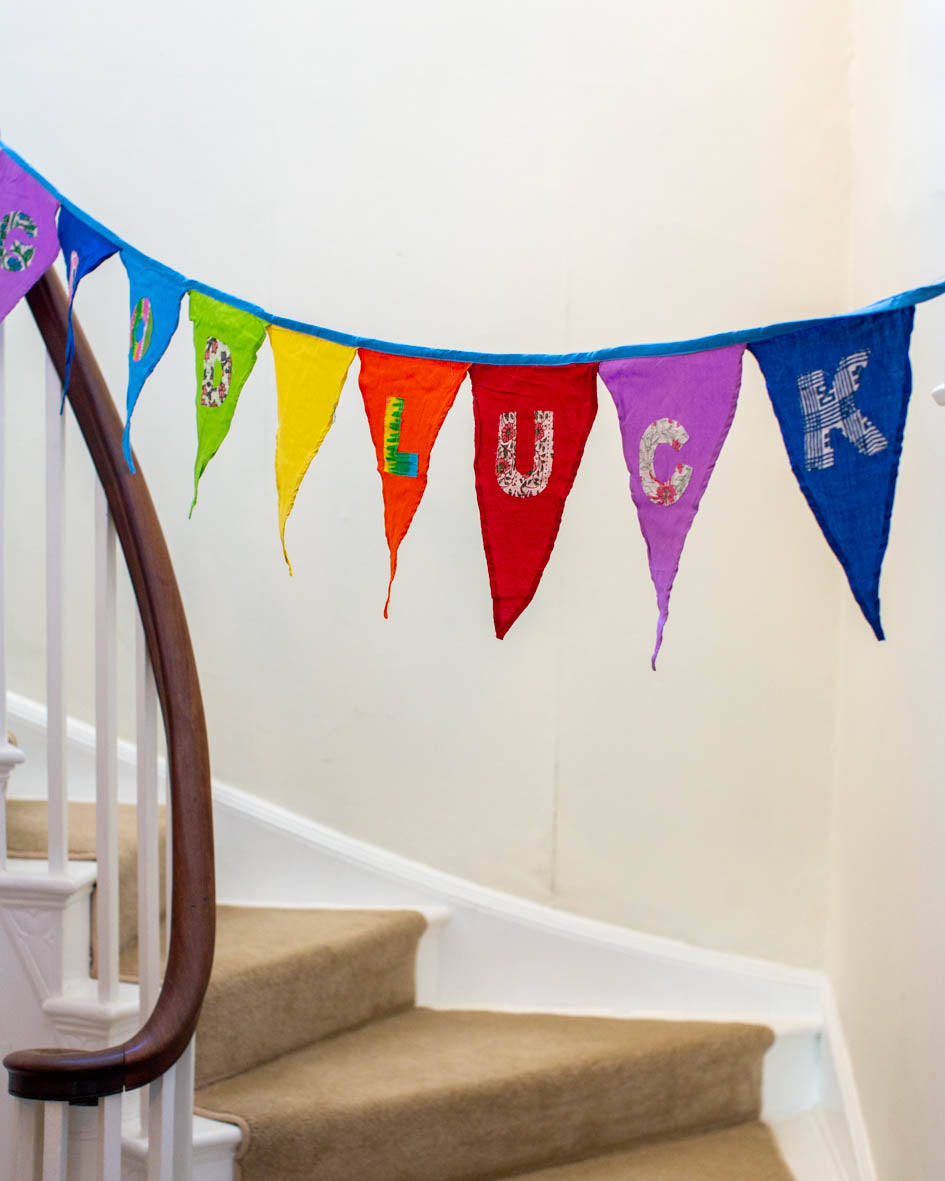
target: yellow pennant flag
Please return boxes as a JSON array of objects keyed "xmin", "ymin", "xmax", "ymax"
[{"xmin": 268, "ymin": 325, "xmax": 356, "ymax": 572}]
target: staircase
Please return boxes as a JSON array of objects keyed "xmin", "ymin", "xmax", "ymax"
[
  {"xmin": 0, "ymin": 269, "xmax": 843, "ymax": 1179},
  {"xmin": 8, "ymin": 798, "xmax": 795, "ymax": 1180}
]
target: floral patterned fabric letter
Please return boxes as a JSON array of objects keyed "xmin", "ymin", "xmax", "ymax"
[
  {"xmin": 57, "ymin": 207, "xmax": 119, "ymax": 398},
  {"xmin": 359, "ymin": 351, "xmax": 469, "ymax": 615},
  {"xmin": 189, "ymin": 291, "xmax": 267, "ymax": 515},
  {"xmin": 0, "ymin": 153, "xmax": 60, "ymax": 325},
  {"xmin": 269, "ymin": 326, "xmax": 356, "ymax": 572},
  {"xmin": 600, "ymin": 346, "xmax": 744, "ymax": 668},
  {"xmin": 749, "ymin": 308, "xmax": 915, "ymax": 640},
  {"xmin": 120, "ymin": 249, "xmax": 187, "ymax": 470},
  {"xmin": 471, "ymin": 362, "xmax": 597, "ymax": 639}
]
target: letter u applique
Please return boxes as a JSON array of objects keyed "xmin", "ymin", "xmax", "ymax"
[
  {"xmin": 495, "ymin": 411, "xmax": 554, "ymax": 497},
  {"xmin": 470, "ymin": 363, "xmax": 597, "ymax": 639}
]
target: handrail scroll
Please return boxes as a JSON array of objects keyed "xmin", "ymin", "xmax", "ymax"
[{"xmin": 2, "ymin": 270, "xmax": 216, "ymax": 1103}]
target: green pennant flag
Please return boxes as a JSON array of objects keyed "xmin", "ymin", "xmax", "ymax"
[{"xmin": 189, "ymin": 291, "xmax": 267, "ymax": 515}]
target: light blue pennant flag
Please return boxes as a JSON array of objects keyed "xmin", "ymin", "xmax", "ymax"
[
  {"xmin": 120, "ymin": 248, "xmax": 187, "ymax": 471},
  {"xmin": 57, "ymin": 206, "xmax": 118, "ymax": 400},
  {"xmin": 750, "ymin": 307, "xmax": 915, "ymax": 639}
]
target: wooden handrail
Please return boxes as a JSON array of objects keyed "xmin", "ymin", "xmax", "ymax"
[{"xmin": 3, "ymin": 270, "xmax": 216, "ymax": 1103}]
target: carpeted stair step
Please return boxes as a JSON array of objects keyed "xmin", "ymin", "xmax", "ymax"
[
  {"xmin": 195, "ymin": 1008, "xmax": 773, "ymax": 1181},
  {"xmin": 500, "ymin": 1121, "xmax": 794, "ymax": 1180},
  {"xmin": 190, "ymin": 905, "xmax": 427, "ymax": 1088},
  {"xmin": 6, "ymin": 799, "xmax": 165, "ymax": 962}
]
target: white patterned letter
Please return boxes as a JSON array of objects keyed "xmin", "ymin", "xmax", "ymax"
[
  {"xmin": 797, "ymin": 351, "xmax": 887, "ymax": 471},
  {"xmin": 495, "ymin": 411, "xmax": 554, "ymax": 497},
  {"xmin": 638, "ymin": 418, "xmax": 693, "ymax": 506}
]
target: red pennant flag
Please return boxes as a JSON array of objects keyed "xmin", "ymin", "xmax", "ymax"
[{"xmin": 471, "ymin": 363, "xmax": 597, "ymax": 638}]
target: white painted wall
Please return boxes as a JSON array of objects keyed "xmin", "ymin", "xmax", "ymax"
[
  {"xmin": 1, "ymin": 0, "xmax": 866, "ymax": 967},
  {"xmin": 827, "ymin": 1, "xmax": 945, "ymax": 1177}
]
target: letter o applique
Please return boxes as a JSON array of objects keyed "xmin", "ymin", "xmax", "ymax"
[
  {"xmin": 495, "ymin": 410, "xmax": 554, "ymax": 497},
  {"xmin": 200, "ymin": 337, "xmax": 233, "ymax": 407},
  {"xmin": 639, "ymin": 417, "xmax": 693, "ymax": 506},
  {"xmin": 130, "ymin": 297, "xmax": 153, "ymax": 362},
  {"xmin": 0, "ymin": 211, "xmax": 38, "ymax": 273}
]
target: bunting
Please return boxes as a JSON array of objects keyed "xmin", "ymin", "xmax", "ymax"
[
  {"xmin": 359, "ymin": 351, "xmax": 469, "ymax": 615},
  {"xmin": 269, "ymin": 325, "xmax": 356, "ymax": 571},
  {"xmin": 471, "ymin": 363, "xmax": 598, "ymax": 638},
  {"xmin": 750, "ymin": 308, "xmax": 915, "ymax": 639},
  {"xmin": 57, "ymin": 207, "xmax": 118, "ymax": 398},
  {"xmin": 189, "ymin": 291, "xmax": 267, "ymax": 514},
  {"xmin": 0, "ymin": 153, "xmax": 59, "ymax": 324},
  {"xmin": 121, "ymin": 249, "xmax": 187, "ymax": 470},
  {"xmin": 0, "ymin": 142, "xmax": 939, "ymax": 657},
  {"xmin": 600, "ymin": 346, "xmax": 744, "ymax": 667}
]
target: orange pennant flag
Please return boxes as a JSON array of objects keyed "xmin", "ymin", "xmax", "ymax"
[{"xmin": 358, "ymin": 350, "xmax": 469, "ymax": 615}]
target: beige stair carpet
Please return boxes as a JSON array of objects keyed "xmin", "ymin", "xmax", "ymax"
[
  {"xmin": 196, "ymin": 1009, "xmax": 773, "ymax": 1181},
  {"xmin": 6, "ymin": 798, "xmax": 165, "ymax": 965},
  {"xmin": 141, "ymin": 905, "xmax": 426, "ymax": 1088},
  {"xmin": 504, "ymin": 1122, "xmax": 794, "ymax": 1180},
  {"xmin": 9, "ymin": 798, "xmax": 795, "ymax": 1181}
]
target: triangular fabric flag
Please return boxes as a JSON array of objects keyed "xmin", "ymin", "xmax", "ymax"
[
  {"xmin": 57, "ymin": 207, "xmax": 118, "ymax": 398},
  {"xmin": 599, "ymin": 345, "xmax": 744, "ymax": 668},
  {"xmin": 269, "ymin": 325, "xmax": 356, "ymax": 571},
  {"xmin": 189, "ymin": 291, "xmax": 268, "ymax": 515},
  {"xmin": 0, "ymin": 152, "xmax": 60, "ymax": 324},
  {"xmin": 471, "ymin": 362, "xmax": 597, "ymax": 638},
  {"xmin": 750, "ymin": 307, "xmax": 915, "ymax": 639},
  {"xmin": 359, "ymin": 350, "xmax": 469, "ymax": 615},
  {"xmin": 120, "ymin": 248, "xmax": 187, "ymax": 471}
]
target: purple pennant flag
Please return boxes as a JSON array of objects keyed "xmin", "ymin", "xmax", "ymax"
[
  {"xmin": 600, "ymin": 345, "xmax": 744, "ymax": 667},
  {"xmin": 0, "ymin": 153, "xmax": 60, "ymax": 324}
]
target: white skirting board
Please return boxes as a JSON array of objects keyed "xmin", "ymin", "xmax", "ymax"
[{"xmin": 6, "ymin": 690, "xmax": 875, "ymax": 1179}]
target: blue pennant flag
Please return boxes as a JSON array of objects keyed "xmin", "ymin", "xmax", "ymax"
[
  {"xmin": 121, "ymin": 248, "xmax": 186, "ymax": 471},
  {"xmin": 750, "ymin": 307, "xmax": 915, "ymax": 640},
  {"xmin": 57, "ymin": 207, "xmax": 118, "ymax": 399}
]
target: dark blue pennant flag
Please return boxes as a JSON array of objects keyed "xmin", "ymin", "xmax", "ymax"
[
  {"xmin": 0, "ymin": 153, "xmax": 60, "ymax": 323},
  {"xmin": 120, "ymin": 248, "xmax": 187, "ymax": 471},
  {"xmin": 57, "ymin": 207, "xmax": 118, "ymax": 399},
  {"xmin": 750, "ymin": 307, "xmax": 915, "ymax": 639}
]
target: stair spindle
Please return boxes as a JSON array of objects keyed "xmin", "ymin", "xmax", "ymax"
[
  {"xmin": 44, "ymin": 354, "xmax": 67, "ymax": 877},
  {"xmin": 94, "ymin": 484, "xmax": 120, "ymax": 1003}
]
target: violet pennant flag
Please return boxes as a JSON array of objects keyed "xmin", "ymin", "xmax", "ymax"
[
  {"xmin": 0, "ymin": 152, "xmax": 60, "ymax": 325},
  {"xmin": 471, "ymin": 362, "xmax": 597, "ymax": 639},
  {"xmin": 120, "ymin": 248, "xmax": 187, "ymax": 471},
  {"xmin": 359, "ymin": 350, "xmax": 469, "ymax": 615},
  {"xmin": 189, "ymin": 291, "xmax": 268, "ymax": 515},
  {"xmin": 750, "ymin": 307, "xmax": 914, "ymax": 639},
  {"xmin": 599, "ymin": 345, "xmax": 744, "ymax": 668},
  {"xmin": 57, "ymin": 207, "xmax": 118, "ymax": 398}
]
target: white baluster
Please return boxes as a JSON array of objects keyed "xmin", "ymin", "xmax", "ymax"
[
  {"xmin": 95, "ymin": 484, "xmax": 119, "ymax": 1003},
  {"xmin": 172, "ymin": 1037, "xmax": 195, "ymax": 1180},
  {"xmin": 136, "ymin": 618, "xmax": 161, "ymax": 1135},
  {"xmin": 0, "ymin": 323, "xmax": 25, "ymax": 871},
  {"xmin": 45, "ymin": 355, "xmax": 67, "ymax": 876},
  {"xmin": 147, "ymin": 1074, "xmax": 174, "ymax": 1181},
  {"xmin": 97, "ymin": 1093, "xmax": 122, "ymax": 1181},
  {"xmin": 41, "ymin": 1102, "xmax": 67, "ymax": 1181},
  {"xmin": 13, "ymin": 1098, "xmax": 42, "ymax": 1181}
]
